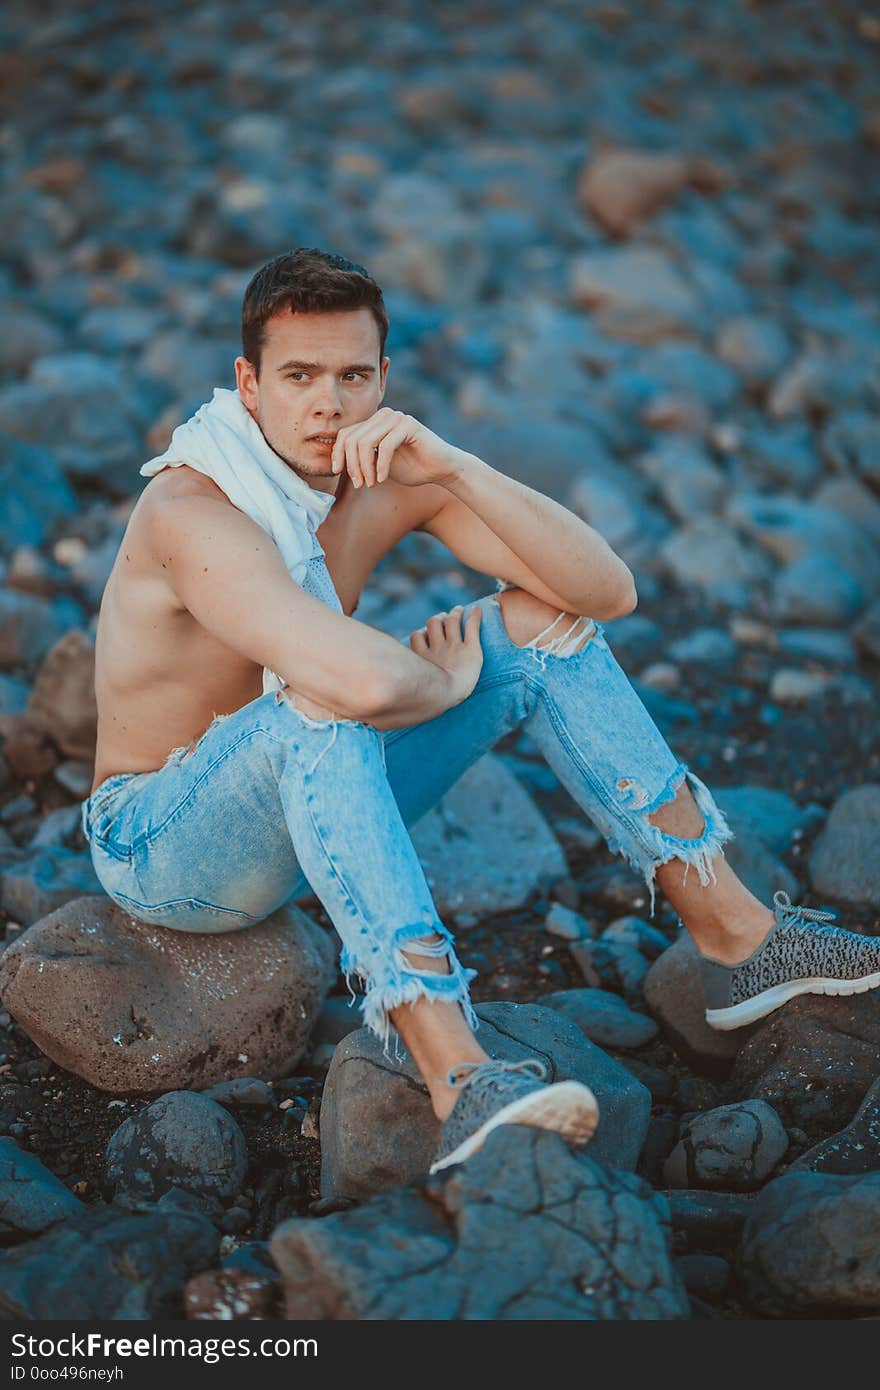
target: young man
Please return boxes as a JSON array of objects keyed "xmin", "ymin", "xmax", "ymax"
[{"xmin": 81, "ymin": 248, "xmax": 880, "ymax": 1175}]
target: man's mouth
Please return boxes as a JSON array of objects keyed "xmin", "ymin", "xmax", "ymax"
[{"xmin": 307, "ymin": 434, "xmax": 337, "ymax": 445}]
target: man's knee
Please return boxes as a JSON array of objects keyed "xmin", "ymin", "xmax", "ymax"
[{"xmin": 495, "ymin": 586, "xmax": 596, "ymax": 656}]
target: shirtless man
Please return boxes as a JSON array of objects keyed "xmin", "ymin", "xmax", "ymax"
[{"xmin": 83, "ymin": 247, "xmax": 880, "ymax": 1175}]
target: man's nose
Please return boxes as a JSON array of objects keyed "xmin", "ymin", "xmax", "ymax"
[{"xmin": 313, "ymin": 378, "xmax": 344, "ymax": 414}]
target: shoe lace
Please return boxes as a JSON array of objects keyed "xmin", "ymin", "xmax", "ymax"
[
  {"xmin": 445, "ymin": 1057, "xmax": 548, "ymax": 1090},
  {"xmin": 773, "ymin": 889, "xmax": 838, "ymax": 929}
]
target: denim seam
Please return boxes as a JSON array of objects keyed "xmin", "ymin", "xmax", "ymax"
[
  {"xmin": 129, "ymin": 724, "xmax": 279, "ymax": 851},
  {"xmin": 109, "ymin": 889, "xmax": 258, "ymax": 922}
]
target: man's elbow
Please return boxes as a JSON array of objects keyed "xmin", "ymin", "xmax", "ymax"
[{"xmin": 601, "ymin": 579, "xmax": 638, "ymax": 621}]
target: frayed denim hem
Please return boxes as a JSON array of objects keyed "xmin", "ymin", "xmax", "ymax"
[
  {"xmin": 610, "ymin": 767, "xmax": 737, "ymax": 920},
  {"xmin": 339, "ymin": 922, "xmax": 480, "ymax": 1063}
]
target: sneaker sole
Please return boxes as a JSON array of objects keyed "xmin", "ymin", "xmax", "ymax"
[
  {"xmin": 705, "ymin": 970, "xmax": 880, "ymax": 1031},
  {"xmin": 428, "ymin": 1080, "xmax": 599, "ymax": 1176}
]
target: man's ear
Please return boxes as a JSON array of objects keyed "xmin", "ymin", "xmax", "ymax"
[
  {"xmin": 235, "ymin": 355, "xmax": 259, "ymax": 410},
  {"xmin": 378, "ymin": 355, "xmax": 390, "ymax": 400}
]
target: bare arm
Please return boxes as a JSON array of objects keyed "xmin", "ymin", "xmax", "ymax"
[
  {"xmin": 147, "ymin": 495, "xmax": 479, "ymax": 728},
  {"xmin": 417, "ymin": 454, "xmax": 637, "ymax": 620}
]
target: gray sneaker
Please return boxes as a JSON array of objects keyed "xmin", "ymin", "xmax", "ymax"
[
  {"xmin": 428, "ymin": 1057, "xmax": 599, "ymax": 1176},
  {"xmin": 700, "ymin": 890, "xmax": 880, "ymax": 1031}
]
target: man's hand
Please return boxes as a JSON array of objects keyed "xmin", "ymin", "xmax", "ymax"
[
  {"xmin": 331, "ymin": 407, "xmax": 465, "ymax": 490},
  {"xmin": 408, "ymin": 604, "xmax": 484, "ymax": 707}
]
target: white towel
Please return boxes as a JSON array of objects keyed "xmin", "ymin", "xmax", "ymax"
[{"xmin": 140, "ymin": 386, "xmax": 338, "ymax": 695}]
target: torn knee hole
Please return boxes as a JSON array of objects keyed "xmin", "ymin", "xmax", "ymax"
[{"xmin": 497, "ymin": 589, "xmax": 597, "ymax": 658}]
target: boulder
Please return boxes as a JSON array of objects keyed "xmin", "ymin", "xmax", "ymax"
[
  {"xmin": 272, "ymin": 1127, "xmax": 689, "ymax": 1320},
  {"xmin": 0, "ymin": 1200, "xmax": 218, "ymax": 1320},
  {"xmin": 788, "ymin": 1078, "xmax": 880, "ymax": 1176},
  {"xmin": 644, "ymin": 935, "xmax": 742, "ymax": 1075},
  {"xmin": 0, "ymin": 1137, "xmax": 84, "ymax": 1240},
  {"xmin": 542, "ymin": 988, "xmax": 658, "ymax": 1050},
  {"xmin": 0, "ymin": 846, "xmax": 102, "ymax": 925},
  {"xmin": 808, "ymin": 784, "xmax": 880, "ymax": 907},
  {"xmin": 104, "ymin": 1091, "xmax": 248, "ymax": 1206},
  {"xmin": 8, "ymin": 628, "xmax": 97, "ymax": 762},
  {"xmin": 739, "ymin": 1171, "xmax": 880, "ymax": 1317},
  {"xmin": 663, "ymin": 1100, "xmax": 789, "ymax": 1191},
  {"xmin": 411, "ymin": 755, "xmax": 567, "ymax": 915},
  {"xmin": 664, "ymin": 1189, "xmax": 758, "ymax": 1254},
  {"xmin": 0, "ymin": 895, "xmax": 335, "ymax": 1094},
  {"xmin": 578, "ymin": 147, "xmax": 723, "ymax": 239},
  {"xmin": 319, "ymin": 1001, "xmax": 651, "ymax": 1204},
  {"xmin": 731, "ymin": 994, "xmax": 880, "ymax": 1135}
]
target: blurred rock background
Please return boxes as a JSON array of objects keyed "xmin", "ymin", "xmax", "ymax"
[{"xmin": 0, "ymin": 0, "xmax": 878, "ymax": 1322}]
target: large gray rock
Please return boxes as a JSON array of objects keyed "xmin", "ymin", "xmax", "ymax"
[
  {"xmin": 663, "ymin": 1100, "xmax": 789, "ymax": 1192},
  {"xmin": 0, "ymin": 1201, "xmax": 218, "ymax": 1319},
  {"xmin": 0, "ymin": 588, "xmax": 84, "ymax": 670},
  {"xmin": 739, "ymin": 1171, "xmax": 880, "ymax": 1316},
  {"xmin": 660, "ymin": 517, "xmax": 774, "ymax": 608},
  {"xmin": 712, "ymin": 785, "xmax": 824, "ymax": 857},
  {"xmin": 0, "ymin": 434, "xmax": 77, "ymax": 557},
  {"xmin": 0, "ymin": 895, "xmax": 335, "ymax": 1094},
  {"xmin": 731, "ymin": 994, "xmax": 880, "ymax": 1135},
  {"xmin": 571, "ymin": 246, "xmax": 700, "ymax": 330},
  {"xmin": 644, "ymin": 935, "xmax": 742, "ymax": 1075},
  {"xmin": 105, "ymin": 1091, "xmax": 248, "ymax": 1206},
  {"xmin": 722, "ymin": 831, "xmax": 800, "ymax": 906},
  {"xmin": 790, "ymin": 1078, "xmax": 880, "ymax": 1176},
  {"xmin": 0, "ymin": 1138, "xmax": 84, "ymax": 1239},
  {"xmin": 273, "ymin": 1127, "xmax": 689, "ymax": 1320},
  {"xmin": 319, "ymin": 1001, "xmax": 651, "ymax": 1204},
  {"xmin": 542, "ymin": 987, "xmax": 658, "ymax": 1050},
  {"xmin": 808, "ymin": 784, "xmax": 880, "ymax": 907},
  {"xmin": 0, "ymin": 846, "xmax": 102, "ymax": 925},
  {"xmin": 411, "ymin": 755, "xmax": 567, "ymax": 916}
]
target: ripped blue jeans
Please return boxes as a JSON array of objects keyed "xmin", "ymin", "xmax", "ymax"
[{"xmin": 80, "ymin": 583, "xmax": 735, "ymax": 1061}]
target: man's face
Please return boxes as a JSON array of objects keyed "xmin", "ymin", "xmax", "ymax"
[{"xmin": 235, "ymin": 307, "xmax": 390, "ymax": 491}]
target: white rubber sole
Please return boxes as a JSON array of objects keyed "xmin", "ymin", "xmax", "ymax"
[
  {"xmin": 428, "ymin": 1080, "xmax": 600, "ymax": 1175},
  {"xmin": 705, "ymin": 970, "xmax": 880, "ymax": 1031}
]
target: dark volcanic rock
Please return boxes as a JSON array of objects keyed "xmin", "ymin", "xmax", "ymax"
[
  {"xmin": 319, "ymin": 1001, "xmax": 651, "ymax": 1204},
  {"xmin": 789, "ymin": 1078, "xmax": 880, "ymax": 1175},
  {"xmin": 0, "ymin": 1137, "xmax": 84, "ymax": 1240},
  {"xmin": 0, "ymin": 1201, "xmax": 218, "ymax": 1319},
  {"xmin": 272, "ymin": 1127, "xmax": 689, "ymax": 1320},
  {"xmin": 644, "ymin": 935, "xmax": 742, "ymax": 1075},
  {"xmin": 739, "ymin": 1171, "xmax": 880, "ymax": 1317},
  {"xmin": 104, "ymin": 1091, "xmax": 248, "ymax": 1206},
  {"xmin": 663, "ymin": 1100, "xmax": 789, "ymax": 1191},
  {"xmin": 730, "ymin": 994, "xmax": 880, "ymax": 1135}
]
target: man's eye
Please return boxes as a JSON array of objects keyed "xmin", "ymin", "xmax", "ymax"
[{"xmin": 288, "ymin": 372, "xmax": 306, "ymax": 381}]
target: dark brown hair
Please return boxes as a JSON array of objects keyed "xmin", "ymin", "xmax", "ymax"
[{"xmin": 241, "ymin": 247, "xmax": 389, "ymax": 377}]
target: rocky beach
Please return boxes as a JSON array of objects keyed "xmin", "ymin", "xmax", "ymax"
[{"xmin": 0, "ymin": 0, "xmax": 878, "ymax": 1321}]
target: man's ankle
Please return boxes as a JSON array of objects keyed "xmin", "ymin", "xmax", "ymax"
[{"xmin": 689, "ymin": 905, "xmax": 776, "ymax": 965}]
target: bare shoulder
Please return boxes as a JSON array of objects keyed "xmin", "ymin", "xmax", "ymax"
[{"xmin": 141, "ymin": 464, "xmax": 232, "ymax": 510}]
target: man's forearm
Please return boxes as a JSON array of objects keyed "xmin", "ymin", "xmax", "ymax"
[
  {"xmin": 445, "ymin": 452, "xmax": 636, "ymax": 615},
  {"xmin": 369, "ymin": 645, "xmax": 459, "ymax": 731}
]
